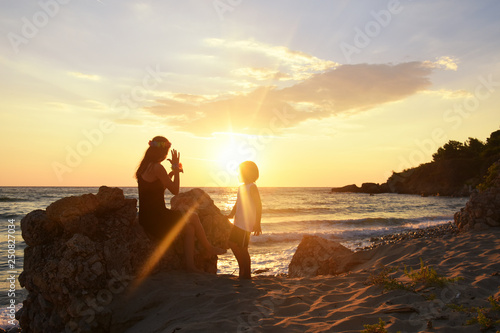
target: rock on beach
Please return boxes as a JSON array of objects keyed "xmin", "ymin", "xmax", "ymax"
[
  {"xmin": 17, "ymin": 186, "xmax": 231, "ymax": 333},
  {"xmin": 288, "ymin": 235, "xmax": 355, "ymax": 277},
  {"xmin": 455, "ymin": 160, "xmax": 500, "ymax": 231}
]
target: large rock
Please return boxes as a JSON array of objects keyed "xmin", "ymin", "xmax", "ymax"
[
  {"xmin": 20, "ymin": 209, "xmax": 62, "ymax": 246},
  {"xmin": 288, "ymin": 235, "xmax": 355, "ymax": 277},
  {"xmin": 171, "ymin": 188, "xmax": 232, "ymax": 252},
  {"xmin": 455, "ymin": 160, "xmax": 500, "ymax": 231},
  {"xmin": 18, "ymin": 186, "xmax": 231, "ymax": 333},
  {"xmin": 166, "ymin": 188, "xmax": 232, "ymax": 273}
]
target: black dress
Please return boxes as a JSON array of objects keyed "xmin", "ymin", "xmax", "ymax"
[{"xmin": 137, "ymin": 175, "xmax": 183, "ymax": 242}]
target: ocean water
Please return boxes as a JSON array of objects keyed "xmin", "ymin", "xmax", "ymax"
[{"xmin": 0, "ymin": 186, "xmax": 468, "ymax": 328}]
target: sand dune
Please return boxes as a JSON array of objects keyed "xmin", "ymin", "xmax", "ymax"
[{"xmin": 110, "ymin": 229, "xmax": 500, "ymax": 332}]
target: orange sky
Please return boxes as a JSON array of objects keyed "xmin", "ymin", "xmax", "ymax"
[{"xmin": 1, "ymin": 1, "xmax": 499, "ymax": 187}]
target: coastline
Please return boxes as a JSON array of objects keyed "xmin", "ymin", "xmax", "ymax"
[
  {"xmin": 110, "ymin": 227, "xmax": 500, "ymax": 333},
  {"xmin": 363, "ymin": 221, "xmax": 459, "ymax": 250}
]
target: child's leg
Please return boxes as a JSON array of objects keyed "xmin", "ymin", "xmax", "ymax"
[
  {"xmin": 230, "ymin": 241, "xmax": 252, "ymax": 279},
  {"xmin": 239, "ymin": 247, "xmax": 251, "ymax": 279},
  {"xmin": 229, "ymin": 241, "xmax": 244, "ymax": 277}
]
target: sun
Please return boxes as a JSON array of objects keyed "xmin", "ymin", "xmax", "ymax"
[{"xmin": 213, "ymin": 133, "xmax": 258, "ymax": 179}]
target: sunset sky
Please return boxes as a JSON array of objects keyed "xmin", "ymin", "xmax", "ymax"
[{"xmin": 1, "ymin": 0, "xmax": 499, "ymax": 187}]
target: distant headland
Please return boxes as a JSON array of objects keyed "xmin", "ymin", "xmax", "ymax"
[{"xmin": 332, "ymin": 128, "xmax": 500, "ymax": 197}]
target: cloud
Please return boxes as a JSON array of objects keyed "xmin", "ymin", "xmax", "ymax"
[
  {"xmin": 153, "ymin": 92, "xmax": 216, "ymax": 104},
  {"xmin": 423, "ymin": 56, "xmax": 459, "ymax": 71},
  {"xmin": 146, "ymin": 61, "xmax": 433, "ymax": 136},
  {"xmin": 280, "ymin": 62, "xmax": 432, "ymax": 112},
  {"xmin": 204, "ymin": 38, "xmax": 339, "ymax": 81},
  {"xmin": 67, "ymin": 71, "xmax": 101, "ymax": 81},
  {"xmin": 231, "ymin": 67, "xmax": 292, "ymax": 81},
  {"xmin": 422, "ymin": 89, "xmax": 470, "ymax": 99}
]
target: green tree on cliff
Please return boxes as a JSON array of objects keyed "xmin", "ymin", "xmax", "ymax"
[
  {"xmin": 482, "ymin": 129, "xmax": 500, "ymax": 159},
  {"xmin": 432, "ymin": 129, "xmax": 500, "ymax": 162},
  {"xmin": 432, "ymin": 138, "xmax": 484, "ymax": 161}
]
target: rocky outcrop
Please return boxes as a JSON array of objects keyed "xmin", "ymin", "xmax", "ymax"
[
  {"xmin": 454, "ymin": 161, "xmax": 500, "ymax": 231},
  {"xmin": 288, "ymin": 235, "xmax": 358, "ymax": 277},
  {"xmin": 331, "ymin": 184, "xmax": 361, "ymax": 193},
  {"xmin": 333, "ymin": 129, "xmax": 500, "ymax": 197},
  {"xmin": 332, "ymin": 159, "xmax": 481, "ymax": 197},
  {"xmin": 386, "ymin": 159, "xmax": 481, "ymax": 196},
  {"xmin": 331, "ymin": 183, "xmax": 389, "ymax": 194},
  {"xmin": 18, "ymin": 187, "xmax": 231, "ymax": 333}
]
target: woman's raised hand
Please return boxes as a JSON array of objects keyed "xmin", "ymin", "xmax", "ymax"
[
  {"xmin": 168, "ymin": 149, "xmax": 183, "ymax": 173},
  {"xmin": 168, "ymin": 149, "xmax": 180, "ymax": 165}
]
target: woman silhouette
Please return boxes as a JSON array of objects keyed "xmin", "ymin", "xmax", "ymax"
[{"xmin": 136, "ymin": 136, "xmax": 225, "ymax": 272}]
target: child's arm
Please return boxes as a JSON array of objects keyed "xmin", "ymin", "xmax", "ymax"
[
  {"xmin": 227, "ymin": 203, "xmax": 236, "ymax": 219},
  {"xmin": 251, "ymin": 185, "xmax": 262, "ymax": 236}
]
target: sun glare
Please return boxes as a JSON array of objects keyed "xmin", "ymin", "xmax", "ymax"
[{"xmin": 214, "ymin": 133, "xmax": 259, "ymax": 181}]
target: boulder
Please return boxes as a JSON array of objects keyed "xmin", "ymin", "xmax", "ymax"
[
  {"xmin": 288, "ymin": 235, "xmax": 355, "ymax": 277},
  {"xmin": 454, "ymin": 160, "xmax": 500, "ymax": 231},
  {"xmin": 18, "ymin": 186, "xmax": 231, "ymax": 333},
  {"xmin": 46, "ymin": 193, "xmax": 99, "ymax": 226},
  {"xmin": 171, "ymin": 188, "xmax": 232, "ymax": 252},
  {"xmin": 20, "ymin": 209, "xmax": 63, "ymax": 246},
  {"xmin": 165, "ymin": 188, "xmax": 232, "ymax": 273}
]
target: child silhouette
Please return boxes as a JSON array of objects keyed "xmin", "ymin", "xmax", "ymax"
[{"xmin": 227, "ymin": 161, "xmax": 262, "ymax": 279}]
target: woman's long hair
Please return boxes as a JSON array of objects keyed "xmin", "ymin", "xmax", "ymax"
[{"xmin": 135, "ymin": 136, "xmax": 171, "ymax": 179}]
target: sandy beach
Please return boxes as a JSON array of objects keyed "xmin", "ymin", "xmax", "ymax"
[{"xmin": 110, "ymin": 228, "xmax": 500, "ymax": 333}]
